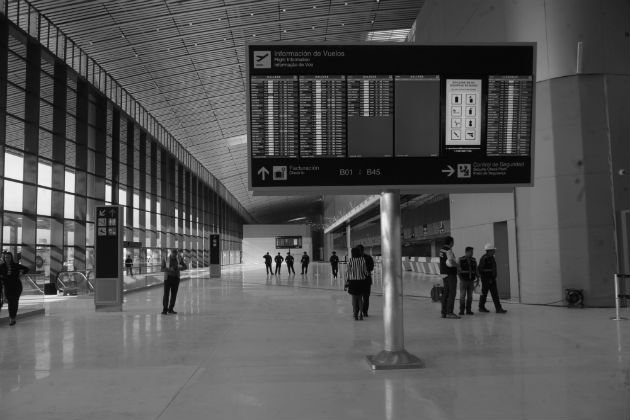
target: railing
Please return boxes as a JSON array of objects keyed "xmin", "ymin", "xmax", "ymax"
[
  {"xmin": 56, "ymin": 271, "xmax": 93, "ymax": 297},
  {"xmin": 611, "ymin": 273, "xmax": 630, "ymax": 321}
]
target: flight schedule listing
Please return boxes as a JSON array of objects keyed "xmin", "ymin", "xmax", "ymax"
[
  {"xmin": 299, "ymin": 75, "xmax": 347, "ymax": 158},
  {"xmin": 250, "ymin": 75, "xmax": 299, "ymax": 158},
  {"xmin": 486, "ymin": 75, "xmax": 533, "ymax": 156}
]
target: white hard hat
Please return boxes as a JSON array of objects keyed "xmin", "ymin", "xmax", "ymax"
[{"xmin": 484, "ymin": 243, "xmax": 496, "ymax": 251}]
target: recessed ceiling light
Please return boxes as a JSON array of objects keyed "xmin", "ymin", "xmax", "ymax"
[
  {"xmin": 344, "ymin": 2, "xmax": 348, "ymax": 5},
  {"xmin": 312, "ymin": 26, "xmax": 316, "ymax": 29},
  {"xmin": 121, "ymin": 34, "xmax": 125, "ymax": 39},
  {"xmin": 371, "ymin": 20, "xmax": 374, "ymax": 23},
  {"xmin": 89, "ymin": 41, "xmax": 93, "ymax": 45},
  {"xmin": 218, "ymin": 18, "xmax": 221, "ymax": 21},
  {"xmin": 194, "ymin": 43, "xmax": 198, "ymax": 46},
  {"xmin": 250, "ymin": 13, "xmax": 254, "ymax": 16},
  {"xmin": 282, "ymin": 8, "xmax": 286, "ymax": 12},
  {"xmin": 341, "ymin": 23, "xmax": 345, "ymax": 26},
  {"xmin": 166, "ymin": 47, "xmax": 170, "ymax": 51},
  {"xmin": 283, "ymin": 29, "xmax": 287, "ymax": 33},
  {"xmin": 189, "ymin": 22, "xmax": 193, "ymax": 26},
  {"xmin": 156, "ymin": 28, "xmax": 160, "ymax": 32},
  {"xmin": 252, "ymin": 34, "xmax": 256, "ymax": 37},
  {"xmin": 223, "ymin": 37, "xmax": 227, "ymax": 41},
  {"xmin": 313, "ymin": 5, "xmax": 317, "ymax": 8},
  {"xmin": 134, "ymin": 53, "xmax": 138, "ymax": 57}
]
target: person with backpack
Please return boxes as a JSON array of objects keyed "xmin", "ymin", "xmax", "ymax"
[
  {"xmin": 263, "ymin": 252, "xmax": 273, "ymax": 275},
  {"xmin": 478, "ymin": 243, "xmax": 507, "ymax": 314},
  {"xmin": 345, "ymin": 247, "xmax": 369, "ymax": 321},
  {"xmin": 358, "ymin": 244, "xmax": 374, "ymax": 317},
  {"xmin": 274, "ymin": 252, "xmax": 284, "ymax": 275}
]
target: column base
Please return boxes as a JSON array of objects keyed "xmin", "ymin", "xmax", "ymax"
[{"xmin": 366, "ymin": 349, "xmax": 425, "ymax": 370}]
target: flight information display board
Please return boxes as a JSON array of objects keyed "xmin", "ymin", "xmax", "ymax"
[{"xmin": 247, "ymin": 43, "xmax": 535, "ymax": 193}]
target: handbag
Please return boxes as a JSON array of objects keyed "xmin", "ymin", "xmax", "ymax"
[{"xmin": 473, "ymin": 280, "xmax": 481, "ymax": 294}]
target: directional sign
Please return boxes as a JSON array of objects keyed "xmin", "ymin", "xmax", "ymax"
[
  {"xmin": 442, "ymin": 165, "xmax": 455, "ymax": 177},
  {"xmin": 247, "ymin": 43, "xmax": 535, "ymax": 193},
  {"xmin": 258, "ymin": 166, "xmax": 269, "ymax": 180}
]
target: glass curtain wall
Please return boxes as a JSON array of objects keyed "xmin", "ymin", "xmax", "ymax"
[{"xmin": 0, "ymin": 16, "xmax": 245, "ymax": 287}]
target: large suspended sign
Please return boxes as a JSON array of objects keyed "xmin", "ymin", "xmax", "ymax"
[{"xmin": 247, "ymin": 43, "xmax": 536, "ymax": 194}]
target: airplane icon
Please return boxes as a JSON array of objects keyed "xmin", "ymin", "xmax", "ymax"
[{"xmin": 256, "ymin": 53, "xmax": 269, "ymax": 62}]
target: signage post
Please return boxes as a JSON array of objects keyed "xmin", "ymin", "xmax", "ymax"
[
  {"xmin": 94, "ymin": 205, "xmax": 123, "ymax": 311},
  {"xmin": 210, "ymin": 234, "xmax": 221, "ymax": 278},
  {"xmin": 246, "ymin": 42, "xmax": 535, "ymax": 369}
]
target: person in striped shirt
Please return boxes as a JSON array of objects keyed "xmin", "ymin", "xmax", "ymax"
[{"xmin": 345, "ymin": 247, "xmax": 369, "ymax": 320}]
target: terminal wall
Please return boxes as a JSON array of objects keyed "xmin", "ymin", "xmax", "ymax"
[
  {"xmin": 243, "ymin": 224, "xmax": 313, "ymax": 266},
  {"xmin": 414, "ymin": 0, "xmax": 630, "ymax": 306}
]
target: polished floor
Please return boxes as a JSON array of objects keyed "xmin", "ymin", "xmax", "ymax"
[{"xmin": 0, "ymin": 265, "xmax": 628, "ymax": 420}]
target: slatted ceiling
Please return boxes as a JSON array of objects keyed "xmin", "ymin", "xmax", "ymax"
[{"xmin": 24, "ymin": 0, "xmax": 424, "ymax": 223}]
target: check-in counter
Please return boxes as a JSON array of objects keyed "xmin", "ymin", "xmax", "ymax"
[
  {"xmin": 429, "ymin": 257, "xmax": 440, "ymax": 275},
  {"xmin": 417, "ymin": 257, "xmax": 428, "ymax": 274}
]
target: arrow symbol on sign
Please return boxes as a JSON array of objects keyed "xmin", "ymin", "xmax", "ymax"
[
  {"xmin": 442, "ymin": 165, "xmax": 455, "ymax": 177},
  {"xmin": 258, "ymin": 166, "xmax": 269, "ymax": 180}
]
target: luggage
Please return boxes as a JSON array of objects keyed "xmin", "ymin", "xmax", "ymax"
[{"xmin": 430, "ymin": 284, "xmax": 444, "ymax": 302}]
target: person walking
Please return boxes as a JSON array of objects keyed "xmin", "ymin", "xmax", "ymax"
[
  {"xmin": 161, "ymin": 249, "xmax": 187, "ymax": 315},
  {"xmin": 285, "ymin": 252, "xmax": 295, "ymax": 274},
  {"xmin": 439, "ymin": 236, "xmax": 460, "ymax": 319},
  {"xmin": 125, "ymin": 255, "xmax": 133, "ymax": 276},
  {"xmin": 458, "ymin": 246, "xmax": 477, "ymax": 315},
  {"xmin": 358, "ymin": 244, "xmax": 374, "ymax": 317},
  {"xmin": 0, "ymin": 252, "xmax": 29, "ymax": 326},
  {"xmin": 478, "ymin": 243, "xmax": 507, "ymax": 314},
  {"xmin": 274, "ymin": 252, "xmax": 284, "ymax": 275},
  {"xmin": 329, "ymin": 251, "xmax": 339, "ymax": 279},
  {"xmin": 263, "ymin": 252, "xmax": 273, "ymax": 275},
  {"xmin": 300, "ymin": 252, "xmax": 310, "ymax": 275},
  {"xmin": 345, "ymin": 247, "xmax": 369, "ymax": 321}
]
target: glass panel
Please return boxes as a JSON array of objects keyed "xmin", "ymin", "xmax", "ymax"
[
  {"xmin": 5, "ymin": 114, "xmax": 25, "ymax": 149},
  {"xmin": 86, "ymin": 222, "xmax": 94, "ymax": 247},
  {"xmin": 39, "ymin": 129, "xmax": 53, "ymax": 160},
  {"xmin": 36, "ymin": 217, "xmax": 51, "ymax": 245},
  {"xmin": 86, "ymin": 247, "xmax": 95, "ymax": 271},
  {"xmin": 118, "ymin": 188, "xmax": 126, "ymax": 206},
  {"xmin": 4, "ymin": 151, "xmax": 24, "ymax": 181},
  {"xmin": 64, "ymin": 193, "xmax": 74, "ymax": 219},
  {"xmin": 38, "ymin": 160, "xmax": 52, "ymax": 187},
  {"xmin": 4, "ymin": 181, "xmax": 23, "ymax": 212},
  {"xmin": 37, "ymin": 187, "xmax": 52, "ymax": 216},
  {"xmin": 64, "ymin": 220, "xmax": 75, "ymax": 246},
  {"xmin": 65, "ymin": 169, "xmax": 75, "ymax": 193},
  {"xmin": 2, "ymin": 212, "xmax": 23, "ymax": 244},
  {"xmin": 105, "ymin": 183, "xmax": 112, "ymax": 204},
  {"xmin": 63, "ymin": 246, "xmax": 74, "ymax": 271}
]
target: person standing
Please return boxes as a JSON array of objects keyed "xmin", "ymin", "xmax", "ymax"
[
  {"xmin": 125, "ymin": 255, "xmax": 133, "ymax": 277},
  {"xmin": 345, "ymin": 247, "xmax": 369, "ymax": 321},
  {"xmin": 478, "ymin": 243, "xmax": 507, "ymax": 314},
  {"xmin": 161, "ymin": 249, "xmax": 187, "ymax": 315},
  {"xmin": 329, "ymin": 251, "xmax": 339, "ymax": 279},
  {"xmin": 274, "ymin": 252, "xmax": 284, "ymax": 275},
  {"xmin": 458, "ymin": 246, "xmax": 477, "ymax": 315},
  {"xmin": 439, "ymin": 236, "xmax": 460, "ymax": 319},
  {"xmin": 0, "ymin": 252, "xmax": 29, "ymax": 326},
  {"xmin": 263, "ymin": 252, "xmax": 273, "ymax": 275},
  {"xmin": 300, "ymin": 252, "xmax": 310, "ymax": 275},
  {"xmin": 358, "ymin": 244, "xmax": 374, "ymax": 317},
  {"xmin": 285, "ymin": 252, "xmax": 295, "ymax": 275}
]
